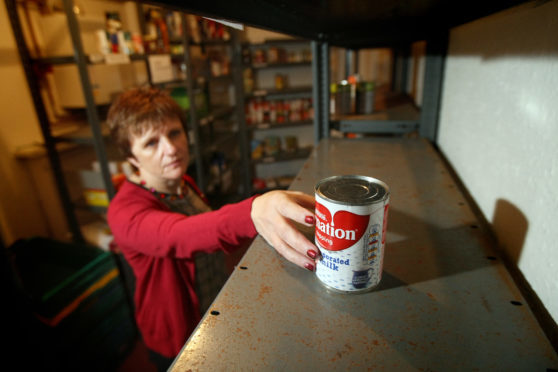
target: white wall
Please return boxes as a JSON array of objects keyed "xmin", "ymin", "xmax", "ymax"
[{"xmin": 437, "ymin": 0, "xmax": 558, "ymax": 323}]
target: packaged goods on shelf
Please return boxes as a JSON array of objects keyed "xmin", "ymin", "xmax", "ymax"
[
  {"xmin": 251, "ymin": 140, "xmax": 264, "ymax": 160},
  {"xmin": 245, "ymin": 98, "xmax": 313, "ymax": 125},
  {"xmin": 251, "ymin": 176, "xmax": 294, "ymax": 191},
  {"xmin": 264, "ymin": 136, "xmax": 281, "ymax": 156},
  {"xmin": 274, "ymin": 74, "xmax": 288, "ymax": 90},
  {"xmin": 356, "ymin": 81, "xmax": 376, "ymax": 114},
  {"xmin": 186, "ymin": 15, "xmax": 231, "ymax": 42},
  {"xmin": 284, "ymin": 135, "xmax": 298, "ymax": 153},
  {"xmin": 330, "ymin": 76, "xmax": 376, "ymax": 116},
  {"xmin": 249, "ymin": 44, "xmax": 311, "ymax": 67},
  {"xmin": 243, "ymin": 69, "xmax": 255, "ymax": 93},
  {"xmin": 80, "ymin": 162, "xmax": 126, "ymax": 207},
  {"xmin": 170, "ymin": 87, "xmax": 208, "ymax": 116},
  {"xmin": 98, "ymin": 11, "xmax": 141, "ymax": 56},
  {"xmin": 208, "ymin": 50, "xmax": 230, "ymax": 77}
]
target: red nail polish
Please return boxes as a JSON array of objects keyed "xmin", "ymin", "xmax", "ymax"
[
  {"xmin": 304, "ymin": 262, "xmax": 315, "ymax": 271},
  {"xmin": 305, "ymin": 215, "xmax": 315, "ymax": 224},
  {"xmin": 307, "ymin": 249, "xmax": 317, "ymax": 259}
]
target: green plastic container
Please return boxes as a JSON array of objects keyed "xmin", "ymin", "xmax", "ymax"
[
  {"xmin": 9, "ymin": 237, "xmax": 136, "ymax": 370},
  {"xmin": 10, "ymin": 237, "xmax": 116, "ymax": 320}
]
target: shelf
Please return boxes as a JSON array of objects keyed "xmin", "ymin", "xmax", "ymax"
[
  {"xmin": 245, "ymin": 38, "xmax": 311, "ymax": 47},
  {"xmin": 190, "ymin": 39, "xmax": 232, "ymax": 47},
  {"xmin": 251, "ymin": 62, "xmax": 311, "ymax": 70},
  {"xmin": 248, "ymin": 86, "xmax": 313, "ymax": 100},
  {"xmin": 199, "ymin": 105, "xmax": 236, "ymax": 126},
  {"xmin": 73, "ymin": 198, "xmax": 108, "ymax": 214},
  {"xmin": 52, "ymin": 122, "xmax": 111, "ymax": 145},
  {"xmin": 202, "ymin": 131, "xmax": 239, "ymax": 154},
  {"xmin": 248, "ymin": 120, "xmax": 313, "ymax": 131},
  {"xmin": 171, "ymin": 53, "xmax": 186, "ymax": 62},
  {"xmin": 169, "ymin": 1, "xmax": 525, "ymax": 48},
  {"xmin": 251, "ymin": 174, "xmax": 295, "ymax": 194},
  {"xmin": 330, "ymin": 95, "xmax": 420, "ymax": 134},
  {"xmin": 207, "ymin": 74, "xmax": 233, "ymax": 82},
  {"xmin": 32, "ymin": 53, "xmax": 147, "ymax": 66},
  {"xmin": 252, "ymin": 146, "xmax": 312, "ymax": 164},
  {"xmin": 152, "ymin": 79, "xmax": 188, "ymax": 88}
]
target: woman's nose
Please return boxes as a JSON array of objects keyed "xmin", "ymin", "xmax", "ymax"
[{"xmin": 161, "ymin": 136, "xmax": 177, "ymax": 154}]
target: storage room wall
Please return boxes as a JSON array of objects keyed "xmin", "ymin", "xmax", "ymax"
[
  {"xmin": 437, "ymin": 0, "xmax": 558, "ymax": 323},
  {"xmin": 0, "ymin": 1, "xmax": 61, "ymax": 245}
]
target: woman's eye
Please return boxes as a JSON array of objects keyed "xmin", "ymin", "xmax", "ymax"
[
  {"xmin": 169, "ymin": 129, "xmax": 182, "ymax": 138},
  {"xmin": 145, "ymin": 139, "xmax": 157, "ymax": 147}
]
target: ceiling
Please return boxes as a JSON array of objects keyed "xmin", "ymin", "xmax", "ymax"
[{"xmin": 154, "ymin": 0, "xmax": 527, "ymax": 48}]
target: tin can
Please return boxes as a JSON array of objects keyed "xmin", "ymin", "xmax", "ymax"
[
  {"xmin": 315, "ymin": 175, "xmax": 390, "ymax": 293},
  {"xmin": 356, "ymin": 81, "xmax": 375, "ymax": 115}
]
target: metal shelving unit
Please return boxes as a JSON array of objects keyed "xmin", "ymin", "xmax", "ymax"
[
  {"xmin": 311, "ymin": 39, "xmax": 446, "ymax": 142},
  {"xmin": 6, "ymin": 0, "xmax": 252, "ymax": 241},
  {"xmin": 187, "ymin": 29, "xmax": 251, "ymax": 201},
  {"xmin": 166, "ymin": 1, "xmax": 521, "ymax": 144},
  {"xmin": 242, "ymin": 38, "xmax": 314, "ymax": 193}
]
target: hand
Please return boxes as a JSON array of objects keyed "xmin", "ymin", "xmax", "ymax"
[{"xmin": 251, "ymin": 190, "xmax": 319, "ymax": 271}]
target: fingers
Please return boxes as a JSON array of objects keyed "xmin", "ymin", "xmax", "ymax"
[
  {"xmin": 265, "ymin": 218, "xmax": 318, "ymax": 271},
  {"xmin": 279, "ymin": 192, "xmax": 316, "ymax": 227},
  {"xmin": 272, "ymin": 240, "xmax": 316, "ymax": 271},
  {"xmin": 251, "ymin": 190, "xmax": 320, "ymax": 271},
  {"xmin": 286, "ymin": 191, "xmax": 316, "ymax": 209}
]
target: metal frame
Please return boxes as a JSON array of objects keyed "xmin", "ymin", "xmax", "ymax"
[
  {"xmin": 419, "ymin": 34, "xmax": 448, "ymax": 142},
  {"xmin": 311, "ymin": 41, "xmax": 330, "ymax": 143},
  {"xmin": 171, "ymin": 137, "xmax": 558, "ymax": 370},
  {"xmin": 5, "ymin": 0, "xmax": 83, "ymax": 241},
  {"xmin": 180, "ymin": 13, "xmax": 206, "ymax": 191},
  {"xmin": 61, "ymin": 0, "xmax": 115, "ymax": 201},
  {"xmin": 230, "ymin": 30, "xmax": 252, "ymax": 198},
  {"xmin": 312, "ymin": 36, "xmax": 447, "ymax": 142}
]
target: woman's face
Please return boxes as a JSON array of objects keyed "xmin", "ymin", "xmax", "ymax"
[{"xmin": 127, "ymin": 118, "xmax": 189, "ymax": 185}]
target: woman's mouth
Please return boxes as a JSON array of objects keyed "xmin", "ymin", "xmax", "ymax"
[{"xmin": 166, "ymin": 159, "xmax": 183, "ymax": 168}]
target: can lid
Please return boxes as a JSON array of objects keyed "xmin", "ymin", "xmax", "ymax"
[{"xmin": 315, "ymin": 175, "xmax": 389, "ymax": 205}]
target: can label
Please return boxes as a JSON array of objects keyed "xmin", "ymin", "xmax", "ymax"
[{"xmin": 314, "ymin": 175, "xmax": 390, "ymax": 293}]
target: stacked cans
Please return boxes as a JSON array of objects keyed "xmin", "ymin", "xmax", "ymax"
[{"xmin": 314, "ymin": 175, "xmax": 390, "ymax": 293}]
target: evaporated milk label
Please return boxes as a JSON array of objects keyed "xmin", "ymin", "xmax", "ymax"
[
  {"xmin": 315, "ymin": 200, "xmax": 387, "ymax": 292},
  {"xmin": 315, "ymin": 203, "xmax": 370, "ymax": 251},
  {"xmin": 314, "ymin": 175, "xmax": 390, "ymax": 293}
]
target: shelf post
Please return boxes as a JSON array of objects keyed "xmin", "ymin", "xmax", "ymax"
[
  {"xmin": 231, "ymin": 30, "xmax": 252, "ymax": 197},
  {"xmin": 419, "ymin": 34, "xmax": 448, "ymax": 142},
  {"xmin": 392, "ymin": 46, "xmax": 410, "ymax": 94},
  {"xmin": 345, "ymin": 49, "xmax": 358, "ymax": 78},
  {"xmin": 179, "ymin": 14, "xmax": 206, "ymax": 192},
  {"xmin": 311, "ymin": 40, "xmax": 330, "ymax": 142},
  {"xmin": 61, "ymin": 0, "xmax": 115, "ymax": 203},
  {"xmin": 5, "ymin": 0, "xmax": 85, "ymax": 242}
]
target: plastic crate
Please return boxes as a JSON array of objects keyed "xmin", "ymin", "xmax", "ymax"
[{"xmin": 8, "ymin": 237, "xmax": 136, "ymax": 370}]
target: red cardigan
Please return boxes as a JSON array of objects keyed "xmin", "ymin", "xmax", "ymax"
[{"xmin": 107, "ymin": 178, "xmax": 257, "ymax": 357}]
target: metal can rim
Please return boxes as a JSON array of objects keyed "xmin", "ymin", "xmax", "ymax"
[{"xmin": 315, "ymin": 175, "xmax": 390, "ymax": 206}]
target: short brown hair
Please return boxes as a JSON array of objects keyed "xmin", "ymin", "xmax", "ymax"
[{"xmin": 106, "ymin": 87, "xmax": 186, "ymax": 158}]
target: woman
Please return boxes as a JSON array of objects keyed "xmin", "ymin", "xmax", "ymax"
[{"xmin": 106, "ymin": 87, "xmax": 318, "ymax": 370}]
